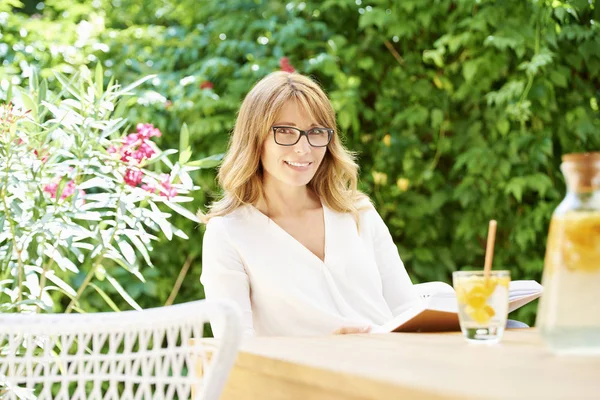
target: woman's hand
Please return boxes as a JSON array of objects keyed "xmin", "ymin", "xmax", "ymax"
[{"xmin": 332, "ymin": 326, "xmax": 371, "ymax": 335}]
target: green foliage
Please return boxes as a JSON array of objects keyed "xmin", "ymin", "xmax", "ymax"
[{"xmin": 2, "ymin": 0, "xmax": 599, "ymax": 325}]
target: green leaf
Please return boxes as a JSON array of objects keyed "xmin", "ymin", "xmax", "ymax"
[
  {"xmin": 123, "ymin": 229, "xmax": 153, "ymax": 267},
  {"xmin": 162, "ymin": 200, "xmax": 200, "ymax": 223},
  {"xmin": 431, "ymin": 109, "xmax": 444, "ymax": 129},
  {"xmin": 43, "ymin": 245, "xmax": 79, "ymax": 273},
  {"xmin": 105, "ymin": 273, "xmax": 142, "ymax": 311},
  {"xmin": 179, "ymin": 123, "xmax": 190, "ymax": 153},
  {"xmin": 549, "ymin": 70, "xmax": 568, "ymax": 88},
  {"xmin": 338, "ymin": 110, "xmax": 351, "ymax": 130},
  {"xmin": 423, "ymin": 49, "xmax": 445, "ymax": 68},
  {"xmin": 90, "ymin": 282, "xmax": 120, "ymax": 312},
  {"xmin": 39, "ymin": 79, "xmax": 47, "ymax": 105},
  {"xmin": 358, "ymin": 57, "xmax": 374, "ymax": 70},
  {"xmin": 179, "ymin": 147, "xmax": 192, "ymax": 164},
  {"xmin": 186, "ymin": 153, "xmax": 224, "ymax": 168},
  {"xmin": 149, "ymin": 201, "xmax": 173, "ymax": 240},
  {"xmin": 114, "ymin": 74, "xmax": 156, "ymax": 97},
  {"xmin": 117, "ymin": 239, "xmax": 136, "ymax": 266},
  {"xmin": 100, "ymin": 118, "xmax": 128, "ymax": 139},
  {"xmin": 505, "ymin": 177, "xmax": 525, "ymax": 202},
  {"xmin": 53, "ymin": 71, "xmax": 83, "ymax": 101},
  {"xmin": 462, "ymin": 61, "xmax": 478, "ymax": 82},
  {"xmin": 358, "ymin": 8, "xmax": 387, "ymax": 29},
  {"xmin": 19, "ymin": 91, "xmax": 38, "ymax": 120},
  {"xmin": 95, "ymin": 63, "xmax": 104, "ymax": 98},
  {"xmin": 497, "ymin": 119, "xmax": 510, "ymax": 135},
  {"xmin": 43, "ymin": 271, "xmax": 77, "ymax": 297}
]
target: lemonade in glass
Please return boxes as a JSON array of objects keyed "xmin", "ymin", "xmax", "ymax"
[{"xmin": 453, "ymin": 270, "xmax": 510, "ymax": 343}]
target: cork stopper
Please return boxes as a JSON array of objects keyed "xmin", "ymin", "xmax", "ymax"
[{"xmin": 561, "ymin": 152, "xmax": 600, "ymax": 192}]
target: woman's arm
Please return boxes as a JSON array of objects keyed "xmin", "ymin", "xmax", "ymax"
[
  {"xmin": 200, "ymin": 218, "xmax": 255, "ymax": 338},
  {"xmin": 362, "ymin": 206, "xmax": 422, "ymax": 316}
]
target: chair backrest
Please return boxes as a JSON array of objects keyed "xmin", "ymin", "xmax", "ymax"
[{"xmin": 0, "ymin": 299, "xmax": 242, "ymax": 400}]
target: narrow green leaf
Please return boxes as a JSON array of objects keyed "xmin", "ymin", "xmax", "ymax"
[
  {"xmin": 53, "ymin": 71, "xmax": 83, "ymax": 101},
  {"xmin": 163, "ymin": 200, "xmax": 200, "ymax": 223},
  {"xmin": 186, "ymin": 153, "xmax": 224, "ymax": 168},
  {"xmin": 149, "ymin": 201, "xmax": 173, "ymax": 240},
  {"xmin": 105, "ymin": 273, "xmax": 142, "ymax": 310},
  {"xmin": 20, "ymin": 91, "xmax": 38, "ymax": 120},
  {"xmin": 90, "ymin": 283, "xmax": 120, "ymax": 312},
  {"xmin": 31, "ymin": 68, "xmax": 39, "ymax": 93},
  {"xmin": 179, "ymin": 147, "xmax": 192, "ymax": 164},
  {"xmin": 39, "ymin": 79, "xmax": 47, "ymax": 104},
  {"xmin": 114, "ymin": 74, "xmax": 156, "ymax": 97},
  {"xmin": 431, "ymin": 109, "xmax": 444, "ymax": 129},
  {"xmin": 123, "ymin": 229, "xmax": 153, "ymax": 267},
  {"xmin": 179, "ymin": 123, "xmax": 190, "ymax": 153},
  {"xmin": 100, "ymin": 118, "xmax": 128, "ymax": 139},
  {"xmin": 117, "ymin": 238, "xmax": 136, "ymax": 266},
  {"xmin": 95, "ymin": 63, "xmax": 104, "ymax": 98},
  {"xmin": 6, "ymin": 82, "xmax": 13, "ymax": 103},
  {"xmin": 44, "ymin": 271, "xmax": 77, "ymax": 297}
]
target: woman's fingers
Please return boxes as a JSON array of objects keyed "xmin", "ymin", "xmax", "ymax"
[{"xmin": 332, "ymin": 326, "xmax": 371, "ymax": 335}]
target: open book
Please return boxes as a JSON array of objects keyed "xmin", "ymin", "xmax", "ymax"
[{"xmin": 374, "ymin": 280, "xmax": 543, "ymax": 333}]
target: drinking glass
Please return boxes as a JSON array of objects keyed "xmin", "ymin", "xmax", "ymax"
[{"xmin": 453, "ymin": 270, "xmax": 510, "ymax": 343}]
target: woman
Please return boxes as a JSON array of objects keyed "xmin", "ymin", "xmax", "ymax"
[{"xmin": 200, "ymin": 71, "xmax": 421, "ymax": 338}]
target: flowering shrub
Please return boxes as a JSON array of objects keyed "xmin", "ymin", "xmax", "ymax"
[{"xmin": 0, "ymin": 65, "xmax": 209, "ymax": 313}]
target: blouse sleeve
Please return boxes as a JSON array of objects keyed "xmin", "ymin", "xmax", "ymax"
[
  {"xmin": 200, "ymin": 218, "xmax": 255, "ymax": 338},
  {"xmin": 361, "ymin": 205, "xmax": 422, "ymax": 316}
]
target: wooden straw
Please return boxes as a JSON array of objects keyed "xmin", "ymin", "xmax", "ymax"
[{"xmin": 483, "ymin": 220, "xmax": 497, "ymax": 279}]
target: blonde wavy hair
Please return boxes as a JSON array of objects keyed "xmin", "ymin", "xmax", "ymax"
[{"xmin": 203, "ymin": 71, "xmax": 368, "ymax": 222}]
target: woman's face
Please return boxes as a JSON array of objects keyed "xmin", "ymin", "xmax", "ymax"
[{"xmin": 261, "ymin": 100, "xmax": 329, "ymax": 189}]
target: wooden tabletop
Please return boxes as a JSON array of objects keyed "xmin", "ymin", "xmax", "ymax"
[{"xmin": 220, "ymin": 329, "xmax": 600, "ymax": 399}]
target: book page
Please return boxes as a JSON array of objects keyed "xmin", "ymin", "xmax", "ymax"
[{"xmin": 375, "ymin": 280, "xmax": 543, "ymax": 333}]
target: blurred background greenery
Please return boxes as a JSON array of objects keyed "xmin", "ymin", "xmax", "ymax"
[{"xmin": 1, "ymin": 0, "xmax": 599, "ymax": 325}]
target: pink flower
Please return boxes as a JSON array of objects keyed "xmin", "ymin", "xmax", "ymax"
[
  {"xmin": 124, "ymin": 168, "xmax": 144, "ymax": 187},
  {"xmin": 141, "ymin": 183, "xmax": 156, "ymax": 194},
  {"xmin": 132, "ymin": 142, "xmax": 155, "ymax": 162},
  {"xmin": 120, "ymin": 148, "xmax": 133, "ymax": 162},
  {"xmin": 61, "ymin": 180, "xmax": 76, "ymax": 199},
  {"xmin": 123, "ymin": 133, "xmax": 141, "ymax": 147},
  {"xmin": 43, "ymin": 182, "xmax": 58, "ymax": 197},
  {"xmin": 159, "ymin": 173, "xmax": 178, "ymax": 199},
  {"xmin": 34, "ymin": 149, "xmax": 49, "ymax": 163},
  {"xmin": 43, "ymin": 180, "xmax": 83, "ymax": 200},
  {"xmin": 279, "ymin": 57, "xmax": 295, "ymax": 73},
  {"xmin": 200, "ymin": 81, "xmax": 214, "ymax": 90},
  {"xmin": 109, "ymin": 123, "xmax": 162, "ymax": 164},
  {"xmin": 136, "ymin": 123, "xmax": 162, "ymax": 139}
]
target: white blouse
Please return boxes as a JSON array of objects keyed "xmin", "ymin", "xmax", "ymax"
[{"xmin": 200, "ymin": 202, "xmax": 421, "ymax": 338}]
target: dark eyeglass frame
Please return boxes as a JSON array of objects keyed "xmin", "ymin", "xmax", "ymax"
[{"xmin": 271, "ymin": 126, "xmax": 334, "ymax": 147}]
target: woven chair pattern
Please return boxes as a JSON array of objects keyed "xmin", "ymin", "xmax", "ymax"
[{"xmin": 0, "ymin": 299, "xmax": 241, "ymax": 400}]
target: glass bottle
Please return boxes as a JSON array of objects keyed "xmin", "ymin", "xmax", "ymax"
[{"xmin": 537, "ymin": 152, "xmax": 600, "ymax": 355}]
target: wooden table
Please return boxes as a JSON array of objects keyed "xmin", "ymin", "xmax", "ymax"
[{"xmin": 220, "ymin": 329, "xmax": 600, "ymax": 399}]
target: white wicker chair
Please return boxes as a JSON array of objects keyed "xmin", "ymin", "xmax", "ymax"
[{"xmin": 0, "ymin": 299, "xmax": 242, "ymax": 400}]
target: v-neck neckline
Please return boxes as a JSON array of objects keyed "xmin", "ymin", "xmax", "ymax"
[{"xmin": 249, "ymin": 200, "xmax": 328, "ymax": 264}]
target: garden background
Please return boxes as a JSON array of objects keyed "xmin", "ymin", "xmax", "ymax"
[{"xmin": 1, "ymin": 0, "xmax": 599, "ymax": 326}]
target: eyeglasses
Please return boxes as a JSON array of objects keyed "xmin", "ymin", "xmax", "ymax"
[{"xmin": 271, "ymin": 126, "xmax": 334, "ymax": 147}]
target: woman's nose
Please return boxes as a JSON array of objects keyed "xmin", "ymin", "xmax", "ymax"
[{"xmin": 293, "ymin": 135, "xmax": 311, "ymax": 153}]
